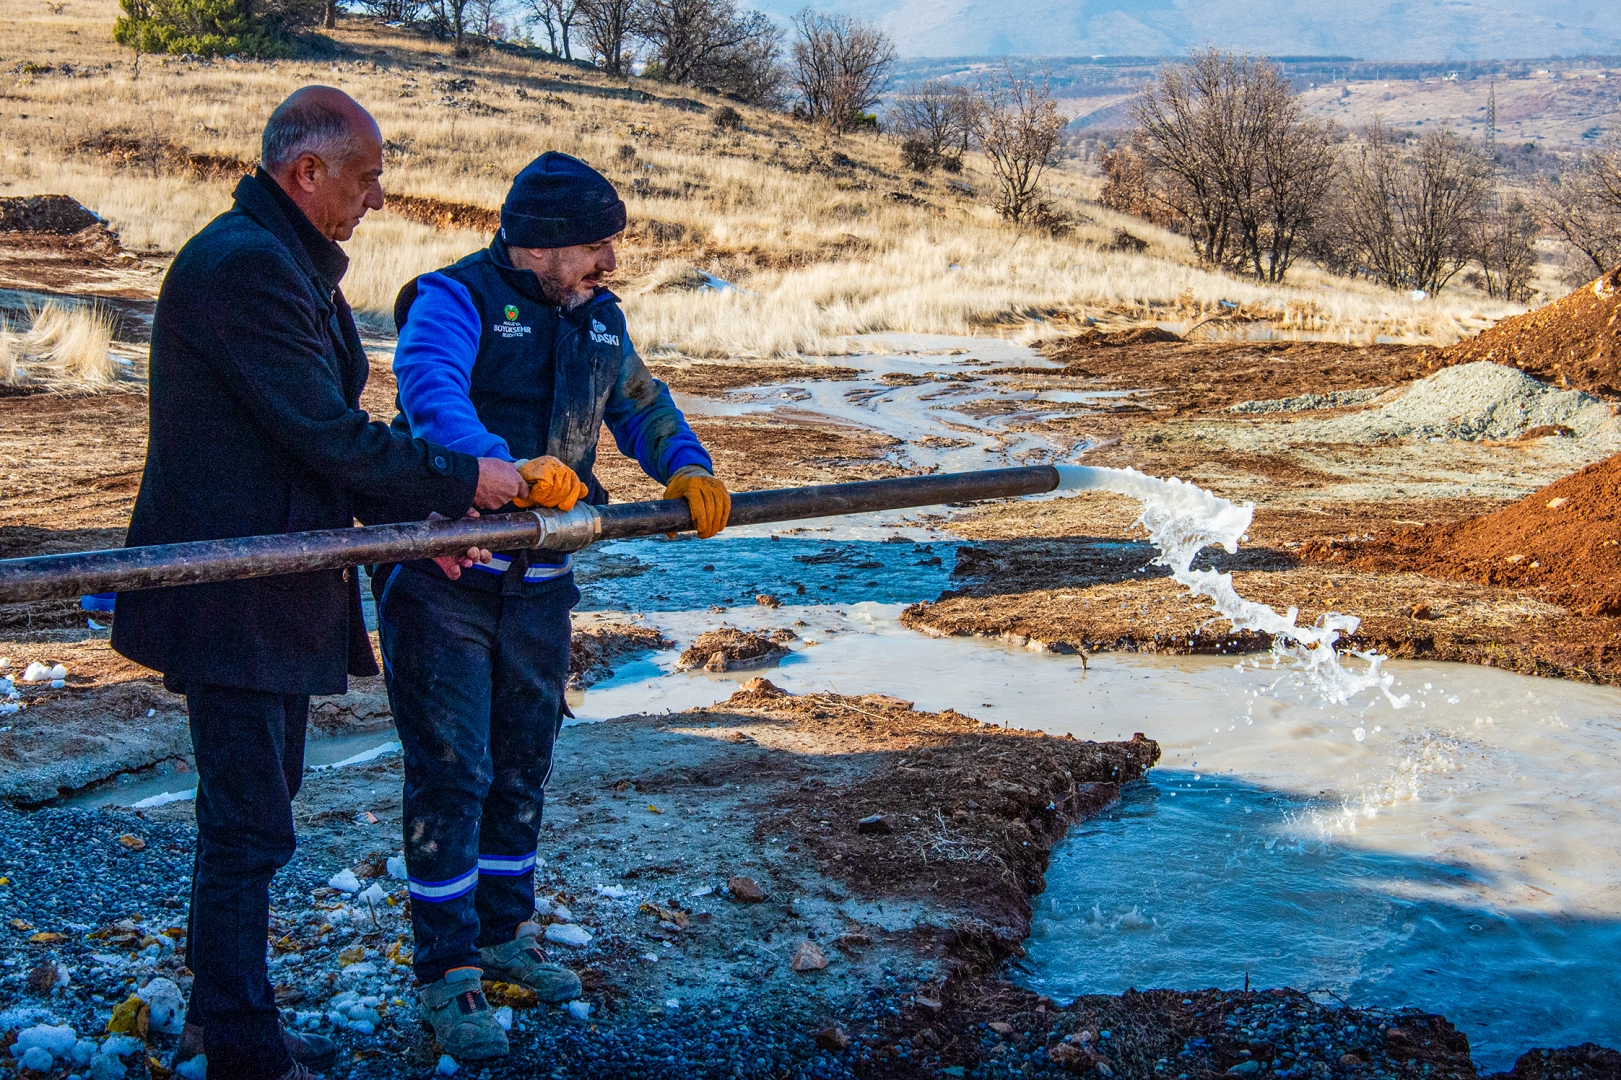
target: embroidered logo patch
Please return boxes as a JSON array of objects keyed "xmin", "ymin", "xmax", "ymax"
[
  {"xmin": 588, "ymin": 316, "xmax": 621, "ymax": 347},
  {"xmin": 493, "ymin": 303, "xmax": 532, "ymax": 338}
]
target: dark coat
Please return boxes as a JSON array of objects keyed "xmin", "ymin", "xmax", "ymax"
[{"xmin": 111, "ymin": 171, "xmax": 480, "ymax": 696}]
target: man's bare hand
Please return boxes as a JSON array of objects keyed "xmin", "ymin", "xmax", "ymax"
[
  {"xmin": 429, "ymin": 510, "xmax": 493, "ymax": 580},
  {"xmin": 474, "ymin": 457, "xmax": 525, "ymax": 510}
]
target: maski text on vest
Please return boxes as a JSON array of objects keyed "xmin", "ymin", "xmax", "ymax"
[{"xmin": 589, "ymin": 318, "xmax": 621, "ymax": 347}]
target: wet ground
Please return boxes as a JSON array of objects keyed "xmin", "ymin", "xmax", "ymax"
[{"xmin": 5, "ymin": 326, "xmax": 1621, "ymax": 1077}]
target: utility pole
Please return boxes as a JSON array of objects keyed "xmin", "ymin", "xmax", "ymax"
[{"xmin": 1485, "ymin": 78, "xmax": 1496, "ymax": 161}]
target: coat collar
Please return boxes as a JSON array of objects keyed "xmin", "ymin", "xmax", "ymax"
[{"xmin": 234, "ymin": 169, "xmax": 351, "ymax": 290}]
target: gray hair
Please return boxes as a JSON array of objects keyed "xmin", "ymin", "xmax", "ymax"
[{"xmin": 261, "ymin": 94, "xmax": 362, "ymax": 175}]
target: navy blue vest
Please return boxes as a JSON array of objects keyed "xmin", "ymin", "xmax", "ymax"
[{"xmin": 394, "ymin": 243, "xmax": 630, "ymax": 592}]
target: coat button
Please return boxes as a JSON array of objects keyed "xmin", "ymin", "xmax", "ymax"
[
  {"xmin": 342, "ymin": 569, "xmax": 350, "ymax": 582},
  {"xmin": 433, "ymin": 455, "xmax": 447, "ymax": 470}
]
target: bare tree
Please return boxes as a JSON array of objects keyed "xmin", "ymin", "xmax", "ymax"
[
  {"xmin": 977, "ymin": 68, "xmax": 1067, "ymax": 224},
  {"xmin": 639, "ymin": 0, "xmax": 782, "ymax": 103},
  {"xmin": 578, "ymin": 0, "xmax": 636, "ymax": 74},
  {"xmin": 888, "ymin": 78, "xmax": 976, "ymax": 171},
  {"xmin": 1470, "ymin": 194, "xmax": 1539, "ymax": 301},
  {"xmin": 1130, "ymin": 49, "xmax": 1336, "ymax": 281},
  {"xmin": 524, "ymin": 0, "xmax": 579, "ymax": 58},
  {"xmin": 356, "ymin": 0, "xmax": 428, "ymax": 24},
  {"xmin": 789, "ymin": 8, "xmax": 895, "ymax": 132},
  {"xmin": 1537, "ymin": 130, "xmax": 1621, "ymax": 274},
  {"xmin": 1335, "ymin": 119, "xmax": 1493, "ymax": 294},
  {"xmin": 425, "ymin": 0, "xmax": 474, "ymax": 49}
]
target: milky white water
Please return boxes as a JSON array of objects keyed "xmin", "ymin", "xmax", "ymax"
[
  {"xmin": 572, "ymin": 331, "xmax": 1621, "ymax": 1066},
  {"xmin": 566, "ymin": 602, "xmax": 1621, "ymax": 1068}
]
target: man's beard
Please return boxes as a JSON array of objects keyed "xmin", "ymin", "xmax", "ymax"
[{"xmin": 535, "ymin": 272, "xmax": 594, "ymax": 311}]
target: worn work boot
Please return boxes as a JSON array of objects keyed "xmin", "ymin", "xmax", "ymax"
[
  {"xmin": 479, "ymin": 922, "xmax": 584, "ymax": 1003},
  {"xmin": 172, "ymin": 1020, "xmax": 337, "ymax": 1071},
  {"xmin": 418, "ymin": 967, "xmax": 509, "ymax": 1061}
]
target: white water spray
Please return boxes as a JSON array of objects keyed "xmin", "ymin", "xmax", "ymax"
[{"xmin": 1054, "ymin": 465, "xmax": 1409, "ymax": 709}]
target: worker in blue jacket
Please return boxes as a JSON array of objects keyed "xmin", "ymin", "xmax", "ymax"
[{"xmin": 376, "ymin": 151, "xmax": 729, "ymax": 1061}]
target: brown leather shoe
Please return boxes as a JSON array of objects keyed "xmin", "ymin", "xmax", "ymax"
[{"xmin": 174, "ymin": 1020, "xmax": 337, "ymax": 1071}]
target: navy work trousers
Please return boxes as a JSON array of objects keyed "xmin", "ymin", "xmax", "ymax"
[
  {"xmin": 376, "ymin": 565, "xmax": 577, "ymax": 984},
  {"xmin": 183, "ymin": 683, "xmax": 308, "ymax": 1080}
]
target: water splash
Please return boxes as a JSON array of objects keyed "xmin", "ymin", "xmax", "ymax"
[{"xmin": 1055, "ymin": 465, "xmax": 1409, "ymax": 708}]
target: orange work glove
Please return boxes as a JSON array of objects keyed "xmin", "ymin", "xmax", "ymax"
[
  {"xmin": 664, "ymin": 466, "xmax": 730, "ymax": 539},
  {"xmin": 512, "ymin": 456, "xmax": 589, "ymax": 511}
]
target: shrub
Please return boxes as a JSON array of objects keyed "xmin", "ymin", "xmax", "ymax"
[
  {"xmin": 711, "ymin": 105, "xmax": 743, "ymax": 132},
  {"xmin": 114, "ymin": 0, "xmax": 322, "ymax": 57}
]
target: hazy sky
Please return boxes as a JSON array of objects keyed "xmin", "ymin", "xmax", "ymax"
[{"xmin": 747, "ymin": 0, "xmax": 1621, "ymax": 60}]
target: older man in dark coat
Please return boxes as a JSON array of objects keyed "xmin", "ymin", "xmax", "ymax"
[{"xmin": 111, "ymin": 86, "xmax": 525, "ymax": 1080}]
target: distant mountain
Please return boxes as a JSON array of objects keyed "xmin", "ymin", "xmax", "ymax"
[{"xmin": 747, "ymin": 0, "xmax": 1621, "ymax": 61}]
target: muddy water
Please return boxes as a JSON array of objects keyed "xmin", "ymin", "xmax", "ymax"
[{"xmin": 570, "ymin": 592, "xmax": 1621, "ymax": 1068}]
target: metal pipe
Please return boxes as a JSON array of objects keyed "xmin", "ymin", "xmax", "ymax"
[{"xmin": 0, "ymin": 466, "xmax": 1060, "ymax": 604}]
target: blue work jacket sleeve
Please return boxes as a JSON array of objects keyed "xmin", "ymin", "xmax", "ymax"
[
  {"xmin": 393, "ymin": 272, "xmax": 515, "ymax": 461},
  {"xmin": 602, "ymin": 331, "xmax": 713, "ymax": 485}
]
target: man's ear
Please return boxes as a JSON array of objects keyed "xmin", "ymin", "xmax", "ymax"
[{"xmin": 289, "ymin": 153, "xmax": 323, "ymax": 195}]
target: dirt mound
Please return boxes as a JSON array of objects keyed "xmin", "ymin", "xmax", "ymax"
[
  {"xmin": 1037, "ymin": 325, "xmax": 1182, "ymax": 350},
  {"xmin": 675, "ymin": 627, "xmax": 795, "ymax": 671},
  {"xmin": 384, "ymin": 193, "xmax": 500, "ymax": 234},
  {"xmin": 69, "ymin": 132, "xmax": 251, "ymax": 183},
  {"xmin": 568, "ymin": 622, "xmax": 672, "ymax": 689},
  {"xmin": 0, "ymin": 195, "xmax": 101, "ymax": 234},
  {"xmin": 1293, "ymin": 361, "xmax": 1616, "ymax": 444},
  {"xmin": 1426, "ymin": 265, "xmax": 1621, "ymax": 397},
  {"xmin": 1304, "ymin": 453, "xmax": 1621, "ymax": 616}
]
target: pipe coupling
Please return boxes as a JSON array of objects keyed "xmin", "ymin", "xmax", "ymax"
[{"xmin": 528, "ymin": 504, "xmax": 603, "ymax": 552}]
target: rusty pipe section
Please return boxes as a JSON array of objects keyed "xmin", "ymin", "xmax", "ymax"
[{"xmin": 0, "ymin": 466, "xmax": 1060, "ymax": 604}]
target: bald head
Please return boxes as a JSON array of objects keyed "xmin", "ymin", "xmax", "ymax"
[{"xmin": 262, "ymin": 86, "xmax": 385, "ymax": 242}]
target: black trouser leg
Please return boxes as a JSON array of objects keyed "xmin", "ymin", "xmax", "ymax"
[
  {"xmin": 183, "ymin": 683, "xmax": 306, "ymax": 1080},
  {"xmin": 378, "ymin": 566, "xmax": 576, "ymax": 984}
]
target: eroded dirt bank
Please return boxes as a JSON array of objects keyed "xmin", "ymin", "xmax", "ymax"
[{"xmin": 3, "ymin": 682, "xmax": 1162, "ymax": 1078}]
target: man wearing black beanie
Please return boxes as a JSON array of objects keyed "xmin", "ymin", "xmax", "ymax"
[{"xmin": 378, "ymin": 151, "xmax": 729, "ymax": 1061}]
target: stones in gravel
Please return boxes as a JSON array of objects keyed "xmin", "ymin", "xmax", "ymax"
[
  {"xmin": 857, "ymin": 813, "xmax": 894, "ymax": 834},
  {"xmin": 914, "ymin": 994, "xmax": 943, "ymax": 1013},
  {"xmin": 755, "ymin": 593, "xmax": 782, "ymax": 608},
  {"xmin": 728, "ymin": 875, "xmax": 765, "ymax": 903},
  {"xmin": 789, "ymin": 941, "xmax": 827, "ymax": 972},
  {"xmin": 137, "ymin": 976, "xmax": 186, "ymax": 1035},
  {"xmin": 989, "ymin": 1021, "xmax": 1014, "ymax": 1036},
  {"xmin": 565, "ymin": 999, "xmax": 592, "ymax": 1020},
  {"xmin": 814, "ymin": 1025, "xmax": 850, "ymax": 1051},
  {"xmin": 544, "ymin": 923, "xmax": 592, "ymax": 947},
  {"xmin": 327, "ymin": 868, "xmax": 361, "ymax": 893}
]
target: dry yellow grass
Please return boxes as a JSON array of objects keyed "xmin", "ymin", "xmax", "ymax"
[
  {"xmin": 0, "ymin": 0, "xmax": 1523, "ymax": 354},
  {"xmin": 1, "ymin": 303, "xmax": 120, "ymax": 387}
]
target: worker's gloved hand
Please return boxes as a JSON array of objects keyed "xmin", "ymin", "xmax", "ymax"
[
  {"xmin": 513, "ymin": 456, "xmax": 589, "ymax": 511},
  {"xmin": 664, "ymin": 465, "xmax": 730, "ymax": 539}
]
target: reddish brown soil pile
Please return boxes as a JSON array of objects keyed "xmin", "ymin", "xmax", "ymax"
[
  {"xmin": 1304, "ymin": 453, "xmax": 1621, "ymax": 616},
  {"xmin": 1425, "ymin": 265, "xmax": 1621, "ymax": 396}
]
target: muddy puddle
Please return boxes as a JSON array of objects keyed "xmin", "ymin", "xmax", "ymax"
[
  {"xmin": 58, "ymin": 728, "xmax": 402, "ymax": 810},
  {"xmin": 561, "ymin": 597, "xmax": 1621, "ymax": 1066}
]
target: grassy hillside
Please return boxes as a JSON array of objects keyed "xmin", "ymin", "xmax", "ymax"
[{"xmin": 0, "ymin": 0, "xmax": 1519, "ymax": 355}]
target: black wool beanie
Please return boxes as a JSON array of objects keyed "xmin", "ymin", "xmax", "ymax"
[{"xmin": 500, "ymin": 152, "xmax": 627, "ymax": 249}]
